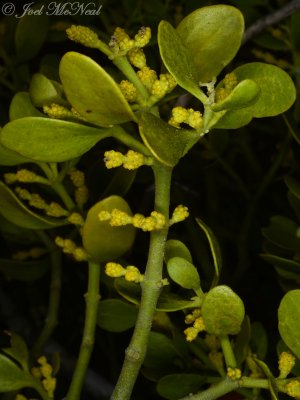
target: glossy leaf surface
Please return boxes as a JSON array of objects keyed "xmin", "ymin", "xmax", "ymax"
[
  {"xmin": 9, "ymin": 92, "xmax": 44, "ymax": 121},
  {"xmin": 167, "ymin": 257, "xmax": 200, "ymax": 290},
  {"xmin": 164, "ymin": 239, "xmax": 193, "ymax": 264}
]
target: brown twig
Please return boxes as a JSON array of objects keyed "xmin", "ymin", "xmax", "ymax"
[{"xmin": 243, "ymin": 0, "xmax": 300, "ymax": 44}]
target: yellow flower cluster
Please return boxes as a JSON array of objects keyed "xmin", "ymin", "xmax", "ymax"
[
  {"xmin": 278, "ymin": 351, "xmax": 296, "ymax": 378},
  {"xmin": 98, "ymin": 208, "xmax": 166, "ymax": 231},
  {"xmin": 285, "ymin": 380, "xmax": 300, "ymax": 398},
  {"xmin": 55, "ymin": 236, "xmax": 88, "ymax": 262},
  {"xmin": 66, "ymin": 25, "xmax": 100, "ymax": 49},
  {"xmin": 227, "ymin": 367, "xmax": 242, "ymax": 380},
  {"xmin": 215, "ymin": 72, "xmax": 238, "ymax": 103},
  {"xmin": 127, "ymin": 48, "xmax": 146, "ymax": 69},
  {"xmin": 31, "ymin": 356, "xmax": 56, "ymax": 398},
  {"xmin": 105, "ymin": 262, "xmax": 144, "ymax": 283},
  {"xmin": 136, "ymin": 67, "xmax": 176, "ymax": 103},
  {"xmin": 67, "ymin": 212, "xmax": 85, "ymax": 227},
  {"xmin": 43, "ymin": 103, "xmax": 73, "ymax": 119},
  {"xmin": 184, "ymin": 309, "xmax": 206, "ymax": 342},
  {"xmin": 109, "ymin": 26, "xmax": 151, "ymax": 57},
  {"xmin": 119, "ymin": 80, "xmax": 137, "ymax": 103},
  {"xmin": 168, "ymin": 106, "xmax": 203, "ymax": 129},
  {"xmin": 169, "ymin": 205, "xmax": 189, "ymax": 225},
  {"xmin": 12, "ymin": 247, "xmax": 46, "ymax": 261},
  {"xmin": 4, "ymin": 169, "xmax": 48, "ymax": 185},
  {"xmin": 104, "ymin": 150, "xmax": 152, "ymax": 170},
  {"xmin": 137, "ymin": 66, "xmax": 157, "ymax": 90},
  {"xmin": 15, "ymin": 187, "xmax": 69, "ymax": 217},
  {"xmin": 69, "ymin": 168, "xmax": 89, "ymax": 208}
]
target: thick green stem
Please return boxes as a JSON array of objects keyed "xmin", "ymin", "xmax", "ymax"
[
  {"xmin": 220, "ymin": 335, "xmax": 237, "ymax": 368},
  {"xmin": 111, "ymin": 164, "xmax": 172, "ymax": 400},
  {"xmin": 32, "ymin": 232, "xmax": 62, "ymax": 356},
  {"xmin": 180, "ymin": 378, "xmax": 239, "ymax": 400},
  {"xmin": 66, "ymin": 261, "xmax": 101, "ymax": 400}
]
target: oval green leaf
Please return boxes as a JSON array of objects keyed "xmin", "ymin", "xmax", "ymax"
[
  {"xmin": 59, "ymin": 52, "xmax": 135, "ymax": 127},
  {"xmin": 0, "ymin": 139, "xmax": 32, "ymax": 166},
  {"xmin": 9, "ymin": 92, "xmax": 44, "ymax": 121},
  {"xmin": 167, "ymin": 257, "xmax": 200, "ymax": 290},
  {"xmin": 278, "ymin": 289, "xmax": 300, "ymax": 358},
  {"xmin": 233, "ymin": 62, "xmax": 296, "ymax": 117},
  {"xmin": 15, "ymin": 13, "xmax": 49, "ymax": 62},
  {"xmin": 164, "ymin": 239, "xmax": 193, "ymax": 264},
  {"xmin": 144, "ymin": 331, "xmax": 178, "ymax": 369},
  {"xmin": 3, "ymin": 332, "xmax": 29, "ymax": 372},
  {"xmin": 157, "ymin": 374, "xmax": 205, "ymax": 400},
  {"xmin": 82, "ymin": 195, "xmax": 135, "ymax": 262},
  {"xmin": 29, "ymin": 73, "xmax": 67, "ymax": 107},
  {"xmin": 0, "ymin": 354, "xmax": 34, "ymax": 392},
  {"xmin": 1, "ymin": 117, "xmax": 112, "ymax": 162},
  {"xmin": 176, "ymin": 5, "xmax": 244, "ymax": 82},
  {"xmin": 0, "ymin": 181, "xmax": 68, "ymax": 230},
  {"xmin": 0, "ymin": 257, "xmax": 50, "ymax": 281},
  {"xmin": 202, "ymin": 285, "xmax": 245, "ymax": 335},
  {"xmin": 138, "ymin": 112, "xmax": 200, "ymax": 167},
  {"xmin": 158, "ymin": 21, "xmax": 206, "ymax": 102},
  {"xmin": 97, "ymin": 299, "xmax": 138, "ymax": 332}
]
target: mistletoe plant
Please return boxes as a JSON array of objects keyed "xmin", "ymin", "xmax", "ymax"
[{"xmin": 0, "ymin": 4, "xmax": 298, "ymax": 400}]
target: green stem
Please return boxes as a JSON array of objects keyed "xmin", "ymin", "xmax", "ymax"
[
  {"xmin": 113, "ymin": 56, "xmax": 149, "ymax": 102},
  {"xmin": 66, "ymin": 260, "xmax": 101, "ymax": 400},
  {"xmin": 180, "ymin": 378, "xmax": 239, "ymax": 400},
  {"xmin": 220, "ymin": 335, "xmax": 237, "ymax": 368},
  {"xmin": 112, "ymin": 126, "xmax": 151, "ymax": 156},
  {"xmin": 52, "ymin": 181, "xmax": 76, "ymax": 210},
  {"xmin": 32, "ymin": 380, "xmax": 52, "ymax": 400},
  {"xmin": 111, "ymin": 164, "xmax": 172, "ymax": 400},
  {"xmin": 32, "ymin": 232, "xmax": 62, "ymax": 356}
]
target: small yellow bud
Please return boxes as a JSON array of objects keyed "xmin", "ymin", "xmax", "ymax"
[
  {"xmin": 66, "ymin": 25, "xmax": 100, "ymax": 48},
  {"xmin": 43, "ymin": 103, "xmax": 73, "ymax": 119},
  {"xmin": 37, "ymin": 356, "xmax": 47, "ymax": 365},
  {"xmin": 187, "ymin": 109, "xmax": 203, "ymax": 129},
  {"xmin": 104, "ymin": 150, "xmax": 124, "ymax": 169},
  {"xmin": 110, "ymin": 27, "xmax": 134, "ymax": 53},
  {"xmin": 193, "ymin": 317, "xmax": 205, "ymax": 332},
  {"xmin": 73, "ymin": 247, "xmax": 88, "ymax": 262},
  {"xmin": 184, "ymin": 326, "xmax": 199, "ymax": 342},
  {"xmin": 110, "ymin": 208, "xmax": 132, "ymax": 226},
  {"xmin": 75, "ymin": 186, "xmax": 89, "ymax": 208},
  {"xmin": 279, "ymin": 351, "xmax": 296, "ymax": 378},
  {"xmin": 105, "ymin": 262, "xmax": 125, "ymax": 278},
  {"xmin": 68, "ymin": 212, "xmax": 85, "ymax": 226},
  {"xmin": 223, "ymin": 72, "xmax": 238, "ymax": 90},
  {"xmin": 285, "ymin": 380, "xmax": 300, "ymax": 398},
  {"xmin": 170, "ymin": 106, "xmax": 189, "ymax": 125},
  {"xmin": 69, "ymin": 168, "xmax": 85, "ymax": 188},
  {"xmin": 134, "ymin": 26, "xmax": 151, "ymax": 48},
  {"xmin": 137, "ymin": 67, "xmax": 157, "ymax": 91},
  {"xmin": 162, "ymin": 73, "xmax": 177, "ymax": 92},
  {"xmin": 150, "ymin": 211, "xmax": 166, "ymax": 230},
  {"xmin": 127, "ymin": 48, "xmax": 146, "ymax": 69},
  {"xmin": 4, "ymin": 173, "xmax": 17, "ymax": 184},
  {"xmin": 150, "ymin": 78, "xmax": 169, "ymax": 100},
  {"xmin": 124, "ymin": 265, "xmax": 143, "ymax": 283},
  {"xmin": 42, "ymin": 376, "xmax": 56, "ymax": 397},
  {"xmin": 40, "ymin": 363, "xmax": 53, "ymax": 378},
  {"xmin": 185, "ymin": 313, "xmax": 195, "ymax": 325},
  {"xmin": 98, "ymin": 210, "xmax": 112, "ymax": 221},
  {"xmin": 170, "ymin": 205, "xmax": 189, "ymax": 225},
  {"xmin": 15, "ymin": 395, "xmax": 28, "ymax": 400},
  {"xmin": 123, "ymin": 150, "xmax": 145, "ymax": 170},
  {"xmin": 119, "ymin": 80, "xmax": 137, "ymax": 103},
  {"xmin": 46, "ymin": 202, "xmax": 69, "ymax": 217},
  {"xmin": 227, "ymin": 367, "xmax": 242, "ymax": 380}
]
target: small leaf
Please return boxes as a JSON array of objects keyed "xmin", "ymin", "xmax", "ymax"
[
  {"xmin": 176, "ymin": 5, "xmax": 244, "ymax": 82},
  {"xmin": 196, "ymin": 218, "xmax": 222, "ymax": 288},
  {"xmin": 82, "ymin": 196, "xmax": 136, "ymax": 262},
  {"xmin": 0, "ymin": 181, "xmax": 68, "ymax": 230},
  {"xmin": 0, "ymin": 138, "xmax": 32, "ymax": 166},
  {"xmin": 1, "ymin": 117, "xmax": 112, "ymax": 162},
  {"xmin": 9, "ymin": 92, "xmax": 44, "ymax": 121},
  {"xmin": 158, "ymin": 21, "xmax": 206, "ymax": 101},
  {"xmin": 3, "ymin": 332, "xmax": 29, "ymax": 371},
  {"xmin": 278, "ymin": 289, "xmax": 300, "ymax": 358},
  {"xmin": 167, "ymin": 257, "xmax": 200, "ymax": 290},
  {"xmin": 201, "ymin": 285, "xmax": 245, "ymax": 335},
  {"xmin": 212, "ymin": 80, "xmax": 260, "ymax": 112},
  {"xmin": 262, "ymin": 216, "xmax": 300, "ymax": 251},
  {"xmin": 138, "ymin": 112, "xmax": 200, "ymax": 167},
  {"xmin": 157, "ymin": 374, "xmax": 205, "ymax": 400},
  {"xmin": 0, "ymin": 257, "xmax": 50, "ymax": 281},
  {"xmin": 144, "ymin": 331, "xmax": 178, "ymax": 369},
  {"xmin": 29, "ymin": 73, "xmax": 67, "ymax": 107},
  {"xmin": 59, "ymin": 52, "xmax": 135, "ymax": 127},
  {"xmin": 15, "ymin": 13, "xmax": 49, "ymax": 62},
  {"xmin": 164, "ymin": 239, "xmax": 193, "ymax": 264},
  {"xmin": 0, "ymin": 353, "xmax": 35, "ymax": 392},
  {"xmin": 97, "ymin": 299, "xmax": 138, "ymax": 332}
]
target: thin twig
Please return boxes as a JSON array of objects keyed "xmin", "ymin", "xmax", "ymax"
[{"xmin": 243, "ymin": 0, "xmax": 300, "ymax": 44}]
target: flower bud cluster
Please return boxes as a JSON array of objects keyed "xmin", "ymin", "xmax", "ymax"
[
  {"xmin": 104, "ymin": 150, "xmax": 152, "ymax": 170},
  {"xmin": 55, "ymin": 236, "xmax": 88, "ymax": 262},
  {"xmin": 105, "ymin": 262, "xmax": 144, "ymax": 283},
  {"xmin": 168, "ymin": 106, "xmax": 203, "ymax": 129}
]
